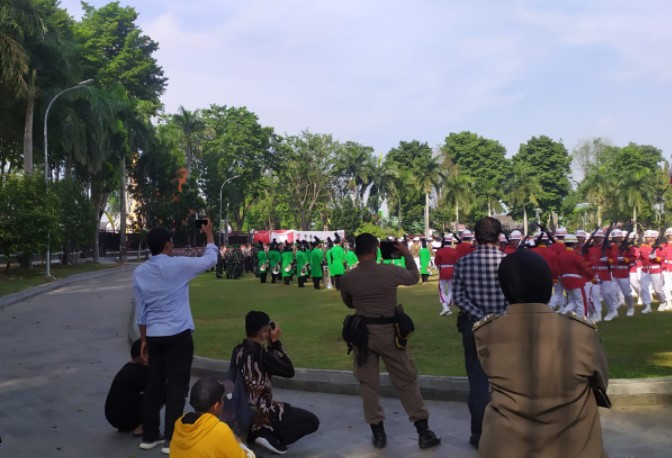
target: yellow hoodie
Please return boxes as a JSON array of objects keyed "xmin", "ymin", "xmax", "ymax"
[{"xmin": 171, "ymin": 412, "xmax": 254, "ymax": 458}]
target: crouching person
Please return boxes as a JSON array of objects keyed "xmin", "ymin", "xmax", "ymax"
[
  {"xmin": 232, "ymin": 311, "xmax": 319, "ymax": 455},
  {"xmin": 171, "ymin": 376, "xmax": 255, "ymax": 457}
]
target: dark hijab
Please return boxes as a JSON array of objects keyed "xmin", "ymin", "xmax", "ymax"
[{"xmin": 498, "ymin": 251, "xmax": 552, "ymax": 304}]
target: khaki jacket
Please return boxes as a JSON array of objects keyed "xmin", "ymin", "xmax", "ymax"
[{"xmin": 474, "ymin": 303, "xmax": 608, "ymax": 458}]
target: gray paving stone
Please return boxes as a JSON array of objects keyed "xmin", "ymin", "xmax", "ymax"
[{"xmin": 1, "ymin": 269, "xmax": 671, "ymax": 457}]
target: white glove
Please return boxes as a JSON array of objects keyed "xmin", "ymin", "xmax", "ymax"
[
  {"xmin": 617, "ymin": 257, "xmax": 625, "ymax": 262},
  {"xmin": 649, "ymin": 254, "xmax": 657, "ymax": 260},
  {"xmin": 599, "ymin": 257, "xmax": 609, "ymax": 263}
]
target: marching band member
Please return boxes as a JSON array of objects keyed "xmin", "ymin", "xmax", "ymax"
[
  {"xmin": 638, "ymin": 230, "xmax": 669, "ymax": 313},
  {"xmin": 434, "ymin": 235, "xmax": 458, "ymax": 316}
]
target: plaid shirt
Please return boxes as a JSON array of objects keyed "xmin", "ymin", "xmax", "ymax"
[{"xmin": 453, "ymin": 245, "xmax": 508, "ymax": 322}]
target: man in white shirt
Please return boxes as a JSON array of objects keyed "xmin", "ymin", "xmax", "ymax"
[{"xmin": 133, "ymin": 219, "xmax": 217, "ymax": 454}]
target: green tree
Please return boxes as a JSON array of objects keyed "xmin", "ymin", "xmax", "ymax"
[
  {"xmin": 440, "ymin": 162, "xmax": 473, "ymax": 232},
  {"xmin": 442, "ymin": 131, "xmax": 510, "ymax": 217},
  {"xmin": 412, "ymin": 153, "xmax": 444, "ymax": 236},
  {"xmin": 618, "ymin": 167, "xmax": 657, "ymax": 230},
  {"xmin": 0, "ymin": 174, "xmax": 59, "ymax": 272},
  {"xmin": 172, "ymin": 106, "xmax": 204, "ymax": 178},
  {"xmin": 505, "ymin": 163, "xmax": 542, "ymax": 234},
  {"xmin": 385, "ymin": 140, "xmax": 429, "ymax": 231},
  {"xmin": 333, "ymin": 141, "xmax": 374, "ymax": 201},
  {"xmin": 512, "ymin": 135, "xmax": 571, "ymax": 216},
  {"xmin": 277, "ymin": 131, "xmax": 338, "ymax": 230},
  {"xmin": 199, "ymin": 104, "xmax": 276, "ymax": 231}
]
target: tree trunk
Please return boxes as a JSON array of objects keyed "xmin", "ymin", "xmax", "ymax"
[
  {"xmin": 119, "ymin": 158, "xmax": 127, "ymax": 263},
  {"xmin": 523, "ymin": 205, "xmax": 528, "ymax": 236},
  {"xmin": 633, "ymin": 206, "xmax": 637, "ymax": 233},
  {"xmin": 22, "ymin": 72, "xmax": 36, "ymax": 175},
  {"xmin": 454, "ymin": 203, "xmax": 460, "ymax": 233},
  {"xmin": 597, "ymin": 204, "xmax": 603, "ymax": 227},
  {"xmin": 424, "ymin": 191, "xmax": 430, "ymax": 236}
]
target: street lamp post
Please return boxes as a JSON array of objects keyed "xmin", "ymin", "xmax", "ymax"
[
  {"xmin": 218, "ymin": 175, "xmax": 241, "ymax": 245},
  {"xmin": 43, "ymin": 79, "xmax": 94, "ymax": 277}
]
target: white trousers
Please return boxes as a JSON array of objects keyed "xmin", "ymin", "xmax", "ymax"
[
  {"xmin": 663, "ymin": 271, "xmax": 672, "ymax": 301},
  {"xmin": 549, "ymin": 281, "xmax": 566, "ymax": 308},
  {"xmin": 565, "ymin": 287, "xmax": 589, "ymax": 315},
  {"xmin": 439, "ymin": 279, "xmax": 453, "ymax": 309},
  {"xmin": 613, "ymin": 277, "xmax": 633, "ymax": 307},
  {"xmin": 630, "ymin": 268, "xmax": 642, "ymax": 304},
  {"xmin": 640, "ymin": 271, "xmax": 667, "ymax": 305}
]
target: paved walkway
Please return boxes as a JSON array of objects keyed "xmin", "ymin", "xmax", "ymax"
[{"xmin": 0, "ymin": 268, "xmax": 670, "ymax": 457}]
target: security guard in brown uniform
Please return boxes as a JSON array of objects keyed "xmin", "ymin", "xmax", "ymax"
[
  {"xmin": 473, "ymin": 250, "xmax": 609, "ymax": 458},
  {"xmin": 340, "ymin": 233, "xmax": 441, "ymax": 450}
]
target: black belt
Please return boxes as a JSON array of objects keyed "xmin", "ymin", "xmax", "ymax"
[{"xmin": 361, "ymin": 315, "xmax": 396, "ymax": 325}]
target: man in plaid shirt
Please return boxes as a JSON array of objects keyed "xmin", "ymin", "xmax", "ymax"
[{"xmin": 453, "ymin": 217, "xmax": 508, "ymax": 449}]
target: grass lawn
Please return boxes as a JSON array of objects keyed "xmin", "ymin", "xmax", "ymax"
[
  {"xmin": 0, "ymin": 263, "xmax": 116, "ymax": 297},
  {"xmin": 190, "ymin": 273, "xmax": 672, "ymax": 379}
]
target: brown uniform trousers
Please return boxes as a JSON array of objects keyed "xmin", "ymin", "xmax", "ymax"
[{"xmin": 341, "ymin": 254, "xmax": 428, "ymax": 425}]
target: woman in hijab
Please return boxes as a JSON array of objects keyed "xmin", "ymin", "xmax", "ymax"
[{"xmin": 473, "ymin": 251, "xmax": 609, "ymax": 458}]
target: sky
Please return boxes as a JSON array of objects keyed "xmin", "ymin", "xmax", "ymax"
[{"xmin": 60, "ymin": 0, "xmax": 672, "ymax": 162}]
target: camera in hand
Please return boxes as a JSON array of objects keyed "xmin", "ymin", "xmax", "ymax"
[
  {"xmin": 379, "ymin": 240, "xmax": 401, "ymax": 260},
  {"xmin": 194, "ymin": 218, "xmax": 208, "ymax": 228}
]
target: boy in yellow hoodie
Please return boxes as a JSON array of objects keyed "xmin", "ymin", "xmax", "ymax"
[{"xmin": 170, "ymin": 376, "xmax": 255, "ymax": 458}]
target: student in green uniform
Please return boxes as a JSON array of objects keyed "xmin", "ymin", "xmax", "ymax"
[
  {"xmin": 281, "ymin": 242, "xmax": 295, "ymax": 285},
  {"xmin": 268, "ymin": 240, "xmax": 281, "ymax": 284},
  {"xmin": 257, "ymin": 242, "xmax": 269, "ymax": 283},
  {"xmin": 295, "ymin": 241, "xmax": 309, "ymax": 288},
  {"xmin": 345, "ymin": 243, "xmax": 358, "ymax": 270},
  {"xmin": 419, "ymin": 238, "xmax": 432, "ymax": 283},
  {"xmin": 310, "ymin": 239, "xmax": 324, "ymax": 289},
  {"xmin": 330, "ymin": 234, "xmax": 346, "ymax": 290}
]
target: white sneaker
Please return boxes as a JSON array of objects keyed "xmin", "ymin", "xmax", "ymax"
[
  {"xmin": 604, "ymin": 311, "xmax": 618, "ymax": 321},
  {"xmin": 642, "ymin": 305, "xmax": 652, "ymax": 314},
  {"xmin": 592, "ymin": 313, "xmax": 603, "ymax": 323},
  {"xmin": 626, "ymin": 306, "xmax": 635, "ymax": 317},
  {"xmin": 161, "ymin": 445, "xmax": 170, "ymax": 455},
  {"xmin": 139, "ymin": 438, "xmax": 164, "ymax": 450}
]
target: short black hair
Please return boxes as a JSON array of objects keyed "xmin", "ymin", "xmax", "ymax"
[
  {"xmin": 130, "ymin": 339, "xmax": 142, "ymax": 359},
  {"xmin": 189, "ymin": 376, "xmax": 225, "ymax": 413},
  {"xmin": 147, "ymin": 228, "xmax": 171, "ymax": 255},
  {"xmin": 355, "ymin": 233, "xmax": 378, "ymax": 256},
  {"xmin": 245, "ymin": 310, "xmax": 271, "ymax": 337},
  {"xmin": 475, "ymin": 217, "xmax": 502, "ymax": 245}
]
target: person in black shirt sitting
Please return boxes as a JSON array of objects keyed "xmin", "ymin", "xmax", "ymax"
[{"xmin": 105, "ymin": 339, "xmax": 149, "ymax": 436}]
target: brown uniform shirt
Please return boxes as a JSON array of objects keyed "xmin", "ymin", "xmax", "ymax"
[
  {"xmin": 340, "ymin": 253, "xmax": 419, "ymax": 317},
  {"xmin": 474, "ymin": 303, "xmax": 608, "ymax": 458}
]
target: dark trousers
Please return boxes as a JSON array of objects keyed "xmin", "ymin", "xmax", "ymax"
[
  {"xmin": 298, "ymin": 276, "xmax": 305, "ymax": 287},
  {"xmin": 260, "ymin": 273, "xmax": 267, "ymax": 283},
  {"xmin": 284, "ymin": 276, "xmax": 290, "ymax": 285},
  {"xmin": 143, "ymin": 330, "xmax": 193, "ymax": 442},
  {"xmin": 334, "ymin": 275, "xmax": 342, "ymax": 290},
  {"xmin": 421, "ymin": 274, "xmax": 429, "ymax": 283},
  {"xmin": 273, "ymin": 405, "xmax": 320, "ymax": 446},
  {"xmin": 312, "ymin": 277, "xmax": 321, "ymax": 289},
  {"xmin": 458, "ymin": 313, "xmax": 490, "ymax": 442},
  {"xmin": 271, "ymin": 273, "xmax": 278, "ymax": 283}
]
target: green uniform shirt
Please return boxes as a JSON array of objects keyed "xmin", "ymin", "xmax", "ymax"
[
  {"xmin": 258, "ymin": 250, "xmax": 269, "ymax": 272},
  {"xmin": 419, "ymin": 247, "xmax": 432, "ymax": 275},
  {"xmin": 310, "ymin": 247, "xmax": 324, "ymax": 278},
  {"xmin": 268, "ymin": 250, "xmax": 281, "ymax": 272},
  {"xmin": 345, "ymin": 250, "xmax": 358, "ymax": 268},
  {"xmin": 296, "ymin": 250, "xmax": 308, "ymax": 276},
  {"xmin": 281, "ymin": 250, "xmax": 294, "ymax": 277},
  {"xmin": 329, "ymin": 245, "xmax": 346, "ymax": 275}
]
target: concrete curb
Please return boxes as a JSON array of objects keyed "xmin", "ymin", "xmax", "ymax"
[
  {"xmin": 127, "ymin": 314, "xmax": 672, "ymax": 406},
  {"xmin": 0, "ymin": 264, "xmax": 137, "ymax": 310}
]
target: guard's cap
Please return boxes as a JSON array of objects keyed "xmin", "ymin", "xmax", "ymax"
[
  {"xmin": 665, "ymin": 227, "xmax": 672, "ymax": 236},
  {"xmin": 555, "ymin": 227, "xmax": 568, "ymax": 237},
  {"xmin": 461, "ymin": 229, "xmax": 473, "ymax": 239},
  {"xmin": 611, "ymin": 229, "xmax": 622, "ymax": 238},
  {"xmin": 564, "ymin": 234, "xmax": 578, "ymax": 244},
  {"xmin": 594, "ymin": 229, "xmax": 605, "ymax": 238},
  {"xmin": 498, "ymin": 233, "xmax": 507, "ymax": 242},
  {"xmin": 576, "ymin": 230, "xmax": 587, "ymax": 238},
  {"xmin": 509, "ymin": 230, "xmax": 522, "ymax": 240}
]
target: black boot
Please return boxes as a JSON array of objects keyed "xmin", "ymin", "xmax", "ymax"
[
  {"xmin": 415, "ymin": 419, "xmax": 441, "ymax": 449},
  {"xmin": 370, "ymin": 421, "xmax": 386, "ymax": 449}
]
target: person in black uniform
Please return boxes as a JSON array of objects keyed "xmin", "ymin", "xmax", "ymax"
[{"xmin": 105, "ymin": 340, "xmax": 153, "ymax": 435}]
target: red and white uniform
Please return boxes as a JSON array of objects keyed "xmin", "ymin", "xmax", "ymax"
[
  {"xmin": 608, "ymin": 244, "xmax": 634, "ymax": 311},
  {"xmin": 584, "ymin": 244, "xmax": 618, "ymax": 317},
  {"xmin": 548, "ymin": 240, "xmax": 567, "ymax": 308},
  {"xmin": 629, "ymin": 245, "xmax": 642, "ymax": 305},
  {"xmin": 434, "ymin": 245, "xmax": 459, "ymax": 315},
  {"xmin": 638, "ymin": 243, "xmax": 667, "ymax": 308},
  {"xmin": 660, "ymin": 241, "xmax": 672, "ymax": 300},
  {"xmin": 557, "ymin": 247, "xmax": 596, "ymax": 315}
]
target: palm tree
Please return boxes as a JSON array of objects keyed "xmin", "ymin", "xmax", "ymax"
[
  {"xmin": 619, "ymin": 167, "xmax": 656, "ymax": 230},
  {"xmin": 506, "ymin": 163, "xmax": 542, "ymax": 235},
  {"xmin": 441, "ymin": 163, "xmax": 473, "ymax": 232},
  {"xmin": 172, "ymin": 106, "xmax": 204, "ymax": 178},
  {"xmin": 367, "ymin": 154, "xmax": 395, "ymax": 216},
  {"xmin": 335, "ymin": 141, "xmax": 374, "ymax": 201},
  {"xmin": 412, "ymin": 154, "xmax": 444, "ymax": 236},
  {"xmin": 582, "ymin": 165, "xmax": 614, "ymax": 226},
  {"xmin": 0, "ymin": 0, "xmax": 45, "ymax": 94}
]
